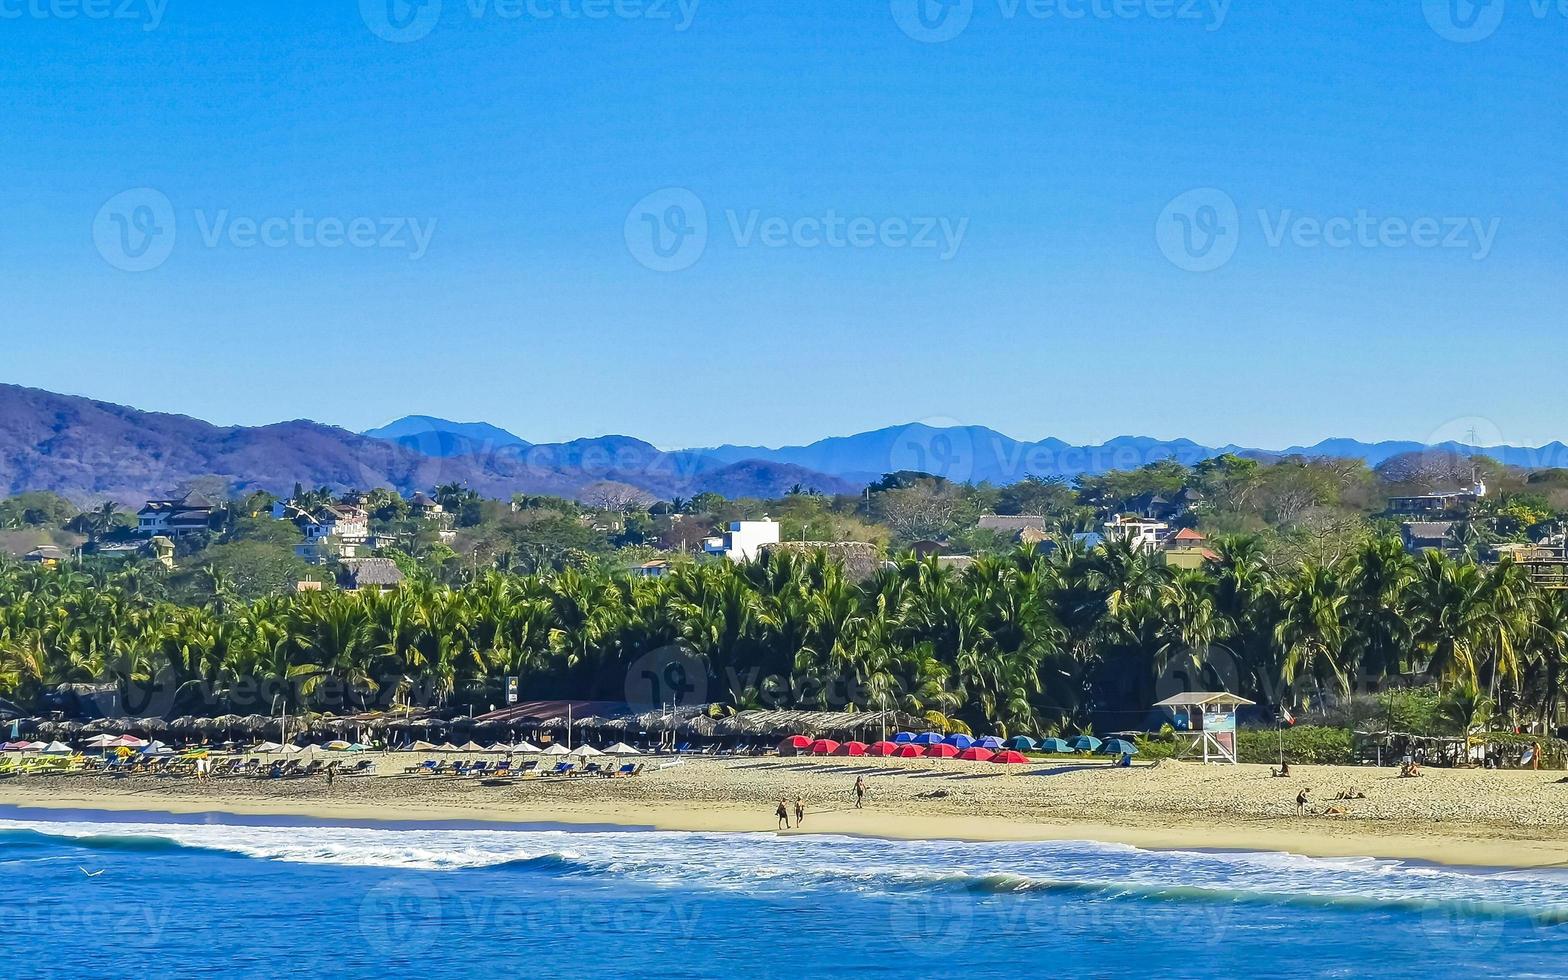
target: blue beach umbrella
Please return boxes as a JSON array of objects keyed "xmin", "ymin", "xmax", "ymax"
[
  {"xmin": 913, "ymin": 732, "xmax": 944, "ymax": 746},
  {"xmin": 942, "ymin": 733, "xmax": 974, "ymax": 750},
  {"xmin": 1039, "ymin": 738, "xmax": 1071, "ymax": 753},
  {"xmin": 1069, "ymin": 735, "xmax": 1102, "ymax": 752},
  {"xmin": 1005, "ymin": 736, "xmax": 1037, "ymax": 751},
  {"xmin": 1100, "ymin": 739, "xmax": 1139, "ymax": 756},
  {"xmin": 974, "ymin": 736, "xmax": 1004, "ymax": 750},
  {"xmin": 893, "ymin": 732, "xmax": 917, "ymax": 744}
]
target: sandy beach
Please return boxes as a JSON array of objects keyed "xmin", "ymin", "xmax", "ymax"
[{"xmin": 4, "ymin": 755, "xmax": 1567, "ymax": 870}]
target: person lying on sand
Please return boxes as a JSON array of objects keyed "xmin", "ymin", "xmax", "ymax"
[{"xmin": 1332, "ymin": 787, "xmax": 1365, "ymax": 801}]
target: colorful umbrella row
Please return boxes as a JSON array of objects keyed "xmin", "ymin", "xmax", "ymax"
[{"xmin": 779, "ymin": 736, "xmax": 1031, "ymax": 764}]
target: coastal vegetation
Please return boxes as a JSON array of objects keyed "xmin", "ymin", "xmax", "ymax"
[{"xmin": 3, "ymin": 536, "xmax": 1565, "ymax": 741}]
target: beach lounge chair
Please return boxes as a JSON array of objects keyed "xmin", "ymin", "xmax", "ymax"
[
  {"xmin": 342, "ymin": 760, "xmax": 377, "ymax": 776},
  {"xmin": 609, "ymin": 763, "xmax": 638, "ymax": 778},
  {"xmin": 402, "ymin": 759, "xmax": 438, "ymax": 775}
]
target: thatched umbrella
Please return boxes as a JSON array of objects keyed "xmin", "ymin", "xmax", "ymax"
[
  {"xmin": 168, "ymin": 716, "xmax": 199, "ymax": 734},
  {"xmin": 82, "ymin": 718, "xmax": 114, "ymax": 735},
  {"xmin": 680, "ymin": 715, "xmax": 718, "ymax": 738},
  {"xmin": 136, "ymin": 717, "xmax": 168, "ymax": 733},
  {"xmin": 240, "ymin": 715, "xmax": 272, "ymax": 734}
]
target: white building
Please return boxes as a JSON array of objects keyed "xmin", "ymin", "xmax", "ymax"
[
  {"xmin": 704, "ymin": 519, "xmax": 781, "ymax": 562},
  {"xmin": 1102, "ymin": 514, "xmax": 1167, "ymax": 553}
]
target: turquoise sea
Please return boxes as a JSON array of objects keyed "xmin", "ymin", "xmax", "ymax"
[{"xmin": 2, "ymin": 807, "xmax": 1565, "ymax": 979}]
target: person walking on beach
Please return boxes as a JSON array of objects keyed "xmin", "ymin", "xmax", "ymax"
[
  {"xmin": 794, "ymin": 797, "xmax": 805, "ymax": 827},
  {"xmin": 854, "ymin": 776, "xmax": 866, "ymax": 809},
  {"xmin": 776, "ymin": 798, "xmax": 791, "ymax": 830},
  {"xmin": 1296, "ymin": 788, "xmax": 1311, "ymax": 816}
]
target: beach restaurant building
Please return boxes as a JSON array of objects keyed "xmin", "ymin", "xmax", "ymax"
[{"xmin": 1154, "ymin": 692, "xmax": 1254, "ymax": 764}]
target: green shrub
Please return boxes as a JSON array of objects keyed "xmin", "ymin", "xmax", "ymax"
[{"xmin": 1238, "ymin": 725, "xmax": 1354, "ymax": 765}]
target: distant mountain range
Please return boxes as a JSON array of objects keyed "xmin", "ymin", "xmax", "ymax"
[
  {"xmin": 0, "ymin": 386, "xmax": 857, "ymax": 505},
  {"xmin": 6, "ymin": 383, "xmax": 1568, "ymax": 506}
]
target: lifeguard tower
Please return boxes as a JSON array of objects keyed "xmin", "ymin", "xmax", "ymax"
[{"xmin": 1154, "ymin": 692, "xmax": 1254, "ymax": 764}]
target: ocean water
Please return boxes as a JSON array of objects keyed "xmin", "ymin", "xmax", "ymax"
[{"xmin": 1, "ymin": 808, "xmax": 1565, "ymax": 979}]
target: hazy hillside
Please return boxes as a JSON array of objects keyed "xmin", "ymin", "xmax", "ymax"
[{"xmin": 0, "ymin": 386, "xmax": 854, "ymax": 504}]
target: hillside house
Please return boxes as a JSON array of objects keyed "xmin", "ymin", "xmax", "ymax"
[
  {"xmin": 337, "ymin": 557, "xmax": 405, "ymax": 592},
  {"xmin": 1387, "ymin": 480, "xmax": 1486, "ymax": 518},
  {"xmin": 137, "ymin": 491, "xmax": 215, "ymax": 537},
  {"xmin": 1401, "ymin": 521, "xmax": 1455, "ymax": 554},
  {"xmin": 1162, "ymin": 528, "xmax": 1217, "ymax": 569},
  {"xmin": 23, "ymin": 545, "xmax": 64, "ymax": 566},
  {"xmin": 1102, "ymin": 514, "xmax": 1167, "ymax": 553},
  {"xmin": 704, "ymin": 519, "xmax": 781, "ymax": 562}
]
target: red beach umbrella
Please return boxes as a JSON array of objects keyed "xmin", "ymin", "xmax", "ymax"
[
  {"xmin": 925, "ymin": 743, "xmax": 960, "ymax": 758},
  {"xmin": 867, "ymin": 741, "xmax": 900, "ymax": 756},
  {"xmin": 891, "ymin": 744, "xmax": 926, "ymax": 758},
  {"xmin": 779, "ymin": 735, "xmax": 812, "ymax": 756},
  {"xmin": 989, "ymin": 750, "xmax": 1031, "ymax": 765},
  {"xmin": 833, "ymin": 741, "xmax": 868, "ymax": 756},
  {"xmin": 809, "ymin": 738, "xmax": 841, "ymax": 756},
  {"xmin": 956, "ymin": 747, "xmax": 994, "ymax": 762}
]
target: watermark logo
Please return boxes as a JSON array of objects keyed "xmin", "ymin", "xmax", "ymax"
[
  {"xmin": 359, "ymin": 878, "xmax": 443, "ymax": 956},
  {"xmin": 625, "ymin": 187, "xmax": 708, "ymax": 272},
  {"xmin": 361, "ymin": 0, "xmax": 444, "ymax": 42},
  {"xmin": 93, "ymin": 188, "xmax": 178, "ymax": 273},
  {"xmin": 93, "ymin": 189, "xmax": 438, "ymax": 271},
  {"xmin": 625, "ymin": 188, "xmax": 969, "ymax": 271},
  {"xmin": 1159, "ymin": 188, "xmax": 1500, "ymax": 271},
  {"xmin": 888, "ymin": 419, "xmax": 976, "ymax": 483},
  {"xmin": 1423, "ymin": 0, "xmax": 1506, "ymax": 42},
  {"xmin": 1156, "ymin": 187, "xmax": 1239, "ymax": 273},
  {"xmin": 624, "ymin": 645, "xmax": 709, "ymax": 710},
  {"xmin": 891, "ymin": 0, "xmax": 975, "ymax": 42}
]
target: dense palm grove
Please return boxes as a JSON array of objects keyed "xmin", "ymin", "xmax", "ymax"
[{"xmin": 2, "ymin": 537, "xmax": 1566, "ymax": 737}]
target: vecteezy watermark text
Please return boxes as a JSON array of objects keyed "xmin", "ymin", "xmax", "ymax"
[
  {"xmin": 1156, "ymin": 188, "xmax": 1500, "ymax": 271},
  {"xmin": 0, "ymin": 0, "xmax": 167, "ymax": 29},
  {"xmin": 361, "ymin": 0, "xmax": 699, "ymax": 43},
  {"xmin": 92, "ymin": 188, "xmax": 437, "ymax": 272},
  {"xmin": 193, "ymin": 210, "xmax": 437, "ymax": 258},
  {"xmin": 891, "ymin": 0, "xmax": 1229, "ymax": 43},
  {"xmin": 625, "ymin": 187, "xmax": 968, "ymax": 272}
]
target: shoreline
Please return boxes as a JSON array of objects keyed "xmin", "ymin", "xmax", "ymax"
[{"xmin": 5, "ymin": 763, "xmax": 1568, "ymax": 871}]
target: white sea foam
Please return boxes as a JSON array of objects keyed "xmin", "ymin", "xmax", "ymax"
[{"xmin": 5, "ymin": 817, "xmax": 1567, "ymax": 917}]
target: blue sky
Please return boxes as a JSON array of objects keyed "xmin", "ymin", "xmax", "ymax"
[{"xmin": 1, "ymin": 1, "xmax": 1562, "ymax": 450}]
